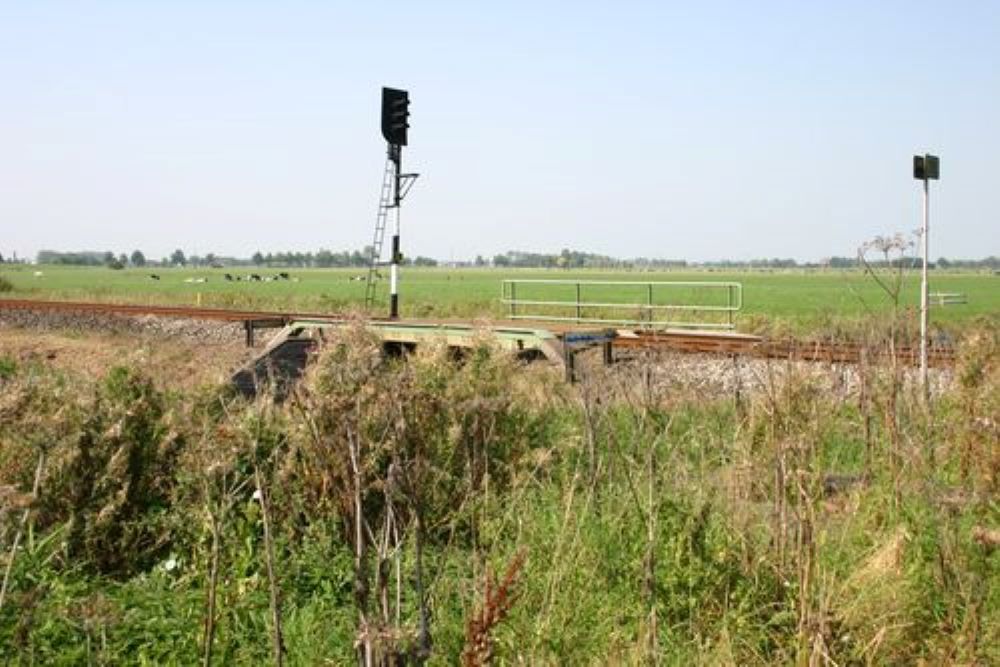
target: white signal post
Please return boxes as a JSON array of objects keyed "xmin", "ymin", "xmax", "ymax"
[
  {"xmin": 378, "ymin": 87, "xmax": 412, "ymax": 320},
  {"xmin": 390, "ymin": 203, "xmax": 400, "ymax": 318},
  {"xmin": 919, "ymin": 176, "xmax": 929, "ymax": 391},
  {"xmin": 913, "ymin": 153, "xmax": 939, "ymax": 397}
]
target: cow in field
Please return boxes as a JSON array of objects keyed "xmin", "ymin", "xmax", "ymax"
[
  {"xmin": 224, "ymin": 273, "xmax": 234, "ymax": 281},
  {"xmin": 149, "ymin": 274, "xmax": 160, "ymax": 280}
]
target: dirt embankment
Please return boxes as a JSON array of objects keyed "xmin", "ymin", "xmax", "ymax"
[{"xmin": 0, "ymin": 308, "xmax": 276, "ymax": 388}]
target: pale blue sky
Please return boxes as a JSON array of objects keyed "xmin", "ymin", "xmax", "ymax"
[{"xmin": 1, "ymin": 1, "xmax": 997, "ymax": 261}]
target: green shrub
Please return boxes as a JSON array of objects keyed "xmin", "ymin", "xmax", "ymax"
[
  {"xmin": 0, "ymin": 354, "xmax": 16, "ymax": 379},
  {"xmin": 41, "ymin": 366, "xmax": 183, "ymax": 575}
]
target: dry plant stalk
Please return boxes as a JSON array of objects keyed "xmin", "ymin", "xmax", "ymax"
[
  {"xmin": 855, "ymin": 233, "xmax": 917, "ymax": 493},
  {"xmin": 461, "ymin": 550, "xmax": 526, "ymax": 667},
  {"xmin": 202, "ymin": 505, "xmax": 221, "ymax": 667},
  {"xmin": 254, "ymin": 460, "xmax": 285, "ymax": 666},
  {"xmin": 200, "ymin": 468, "xmax": 249, "ymax": 667},
  {"xmin": 0, "ymin": 449, "xmax": 45, "ymax": 611}
]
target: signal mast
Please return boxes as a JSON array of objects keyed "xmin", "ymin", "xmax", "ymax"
[{"xmin": 365, "ymin": 87, "xmax": 419, "ymax": 319}]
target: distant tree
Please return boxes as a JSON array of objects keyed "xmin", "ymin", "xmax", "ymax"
[
  {"xmin": 314, "ymin": 249, "xmax": 334, "ymax": 267},
  {"xmin": 0, "ymin": 252, "xmax": 4, "ymax": 263},
  {"xmin": 492, "ymin": 254, "xmax": 510, "ymax": 267},
  {"xmin": 474, "ymin": 255, "xmax": 486, "ymax": 267},
  {"xmin": 102, "ymin": 251, "xmax": 116, "ymax": 266},
  {"xmin": 251, "ymin": 251, "xmax": 264, "ymax": 266},
  {"xmin": 118, "ymin": 253, "xmax": 128, "ymax": 266},
  {"xmin": 130, "ymin": 250, "xmax": 146, "ymax": 267},
  {"xmin": 170, "ymin": 249, "xmax": 187, "ymax": 266},
  {"xmin": 936, "ymin": 257, "xmax": 951, "ymax": 270}
]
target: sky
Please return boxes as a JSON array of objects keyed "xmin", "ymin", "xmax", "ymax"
[{"xmin": 1, "ymin": 1, "xmax": 998, "ymax": 262}]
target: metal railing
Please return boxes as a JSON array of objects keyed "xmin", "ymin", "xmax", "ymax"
[
  {"xmin": 929, "ymin": 292, "xmax": 967, "ymax": 306},
  {"xmin": 500, "ymin": 279, "xmax": 742, "ymax": 329}
]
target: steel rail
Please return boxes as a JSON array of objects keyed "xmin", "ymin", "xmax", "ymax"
[
  {"xmin": 0, "ymin": 298, "xmax": 342, "ymax": 323},
  {"xmin": 614, "ymin": 331, "xmax": 956, "ymax": 367}
]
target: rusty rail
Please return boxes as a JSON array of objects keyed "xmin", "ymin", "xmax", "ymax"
[
  {"xmin": 614, "ymin": 330, "xmax": 956, "ymax": 367},
  {"xmin": 0, "ymin": 298, "xmax": 339, "ymax": 323}
]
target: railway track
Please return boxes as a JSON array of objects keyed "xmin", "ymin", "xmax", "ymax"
[
  {"xmin": 0, "ymin": 298, "xmax": 957, "ymax": 366},
  {"xmin": 0, "ymin": 298, "xmax": 337, "ymax": 323},
  {"xmin": 614, "ymin": 330, "xmax": 956, "ymax": 367}
]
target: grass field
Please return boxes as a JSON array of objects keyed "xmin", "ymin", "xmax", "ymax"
[{"xmin": 1, "ymin": 264, "xmax": 996, "ymax": 332}]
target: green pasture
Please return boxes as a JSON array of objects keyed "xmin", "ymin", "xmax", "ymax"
[{"xmin": 1, "ymin": 264, "xmax": 996, "ymax": 332}]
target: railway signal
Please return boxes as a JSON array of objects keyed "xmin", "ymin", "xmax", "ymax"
[
  {"xmin": 381, "ymin": 87, "xmax": 410, "ymax": 147},
  {"xmin": 367, "ymin": 87, "xmax": 419, "ymax": 319},
  {"xmin": 913, "ymin": 153, "xmax": 939, "ymax": 395},
  {"xmin": 913, "ymin": 154, "xmax": 939, "ymax": 181}
]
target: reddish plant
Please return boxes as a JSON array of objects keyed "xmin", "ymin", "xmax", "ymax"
[{"xmin": 461, "ymin": 550, "xmax": 526, "ymax": 667}]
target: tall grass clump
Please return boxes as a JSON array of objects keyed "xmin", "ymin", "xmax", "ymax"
[
  {"xmin": 39, "ymin": 366, "xmax": 182, "ymax": 575},
  {"xmin": 285, "ymin": 325, "xmax": 553, "ymax": 663}
]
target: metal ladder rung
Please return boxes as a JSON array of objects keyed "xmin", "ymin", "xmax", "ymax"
[{"xmin": 365, "ymin": 154, "xmax": 396, "ymax": 308}]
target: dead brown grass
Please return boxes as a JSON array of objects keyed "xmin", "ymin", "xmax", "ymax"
[{"xmin": 0, "ymin": 328, "xmax": 252, "ymax": 389}]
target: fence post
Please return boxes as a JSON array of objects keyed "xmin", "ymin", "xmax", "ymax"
[
  {"xmin": 647, "ymin": 284, "xmax": 653, "ymax": 325},
  {"xmin": 727, "ymin": 285, "xmax": 733, "ymax": 329}
]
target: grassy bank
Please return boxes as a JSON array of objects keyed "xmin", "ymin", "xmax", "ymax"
[{"xmin": 0, "ymin": 323, "xmax": 997, "ymax": 664}]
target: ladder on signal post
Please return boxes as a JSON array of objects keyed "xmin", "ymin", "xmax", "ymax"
[
  {"xmin": 364, "ymin": 148, "xmax": 418, "ymax": 311},
  {"xmin": 364, "ymin": 155, "xmax": 396, "ymax": 308}
]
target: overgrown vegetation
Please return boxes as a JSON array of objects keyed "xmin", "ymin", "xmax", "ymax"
[{"xmin": 1, "ymin": 323, "xmax": 997, "ymax": 664}]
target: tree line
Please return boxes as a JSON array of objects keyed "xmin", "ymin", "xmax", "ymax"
[
  {"xmin": 481, "ymin": 249, "xmax": 1000, "ymax": 270},
  {"xmin": 14, "ymin": 248, "xmax": 999, "ymax": 271},
  {"xmin": 28, "ymin": 248, "xmax": 439, "ymax": 269},
  {"xmin": 250, "ymin": 249, "xmax": 437, "ymax": 268}
]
